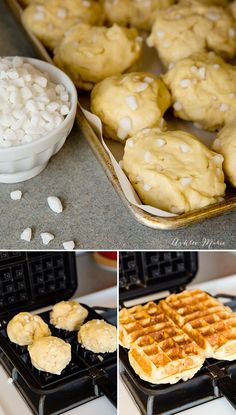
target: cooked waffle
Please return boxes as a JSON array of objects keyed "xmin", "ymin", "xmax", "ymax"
[
  {"xmin": 119, "ymin": 301, "xmax": 205, "ymax": 384},
  {"xmin": 160, "ymin": 289, "xmax": 236, "ymax": 360}
]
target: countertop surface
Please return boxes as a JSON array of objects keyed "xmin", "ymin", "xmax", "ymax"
[{"xmin": 1, "ymin": 0, "xmax": 236, "ymax": 250}]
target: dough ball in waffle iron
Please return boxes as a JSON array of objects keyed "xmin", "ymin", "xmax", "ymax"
[
  {"xmin": 28, "ymin": 336, "xmax": 71, "ymax": 375},
  {"xmin": 104, "ymin": 0, "xmax": 175, "ymax": 32},
  {"xmin": 50, "ymin": 300, "xmax": 88, "ymax": 331},
  {"xmin": 53, "ymin": 23, "xmax": 142, "ymax": 90},
  {"xmin": 22, "ymin": 0, "xmax": 104, "ymax": 50},
  {"xmin": 160, "ymin": 289, "xmax": 236, "ymax": 360},
  {"xmin": 119, "ymin": 302, "xmax": 205, "ymax": 384},
  {"xmin": 7, "ymin": 312, "xmax": 51, "ymax": 346},
  {"xmin": 147, "ymin": 1, "xmax": 236, "ymax": 66},
  {"xmin": 78, "ymin": 319, "xmax": 117, "ymax": 353}
]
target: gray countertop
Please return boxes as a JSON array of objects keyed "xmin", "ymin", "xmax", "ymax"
[{"xmin": 0, "ymin": 0, "xmax": 236, "ymax": 250}]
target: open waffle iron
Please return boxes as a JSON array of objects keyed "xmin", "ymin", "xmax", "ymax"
[
  {"xmin": 0, "ymin": 252, "xmax": 117, "ymax": 415},
  {"xmin": 119, "ymin": 251, "xmax": 236, "ymax": 415}
]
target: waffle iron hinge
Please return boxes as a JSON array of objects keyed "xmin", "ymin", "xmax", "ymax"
[
  {"xmin": 88, "ymin": 367, "xmax": 117, "ymax": 407},
  {"xmin": 208, "ymin": 364, "xmax": 236, "ymax": 409},
  {"xmin": 169, "ymin": 286, "xmax": 187, "ymax": 294}
]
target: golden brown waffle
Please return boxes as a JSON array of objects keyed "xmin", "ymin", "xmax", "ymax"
[
  {"xmin": 160, "ymin": 289, "xmax": 236, "ymax": 360},
  {"xmin": 119, "ymin": 301, "xmax": 205, "ymax": 384}
]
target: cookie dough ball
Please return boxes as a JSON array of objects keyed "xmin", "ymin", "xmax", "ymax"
[
  {"xmin": 28, "ymin": 336, "xmax": 71, "ymax": 375},
  {"xmin": 7, "ymin": 312, "xmax": 51, "ymax": 346},
  {"xmin": 50, "ymin": 300, "xmax": 88, "ymax": 331},
  {"xmin": 104, "ymin": 0, "xmax": 175, "ymax": 31},
  {"xmin": 78, "ymin": 320, "xmax": 117, "ymax": 353},
  {"xmin": 54, "ymin": 24, "xmax": 142, "ymax": 90},
  {"xmin": 122, "ymin": 128, "xmax": 226, "ymax": 214},
  {"xmin": 163, "ymin": 52, "xmax": 236, "ymax": 131},
  {"xmin": 212, "ymin": 120, "xmax": 236, "ymax": 188},
  {"xmin": 22, "ymin": 0, "xmax": 104, "ymax": 49},
  {"xmin": 91, "ymin": 72, "xmax": 171, "ymax": 142},
  {"xmin": 147, "ymin": 2, "xmax": 236, "ymax": 66}
]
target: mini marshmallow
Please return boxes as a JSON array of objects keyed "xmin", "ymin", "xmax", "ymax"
[
  {"xmin": 0, "ymin": 57, "xmax": 71, "ymax": 148},
  {"xmin": 63, "ymin": 241, "xmax": 75, "ymax": 250},
  {"xmin": 10, "ymin": 190, "xmax": 22, "ymax": 200},
  {"xmin": 47, "ymin": 196, "xmax": 63, "ymax": 213},
  {"xmin": 40, "ymin": 232, "xmax": 55, "ymax": 245},
  {"xmin": 20, "ymin": 227, "xmax": 32, "ymax": 242}
]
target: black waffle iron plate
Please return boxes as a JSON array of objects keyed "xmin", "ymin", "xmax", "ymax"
[
  {"xmin": 119, "ymin": 251, "xmax": 236, "ymax": 415},
  {"xmin": 0, "ymin": 252, "xmax": 117, "ymax": 415}
]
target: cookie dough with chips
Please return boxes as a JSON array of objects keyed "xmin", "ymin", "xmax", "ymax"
[
  {"xmin": 91, "ymin": 72, "xmax": 171, "ymax": 142},
  {"xmin": 213, "ymin": 120, "xmax": 236, "ymax": 188},
  {"xmin": 7, "ymin": 312, "xmax": 51, "ymax": 346},
  {"xmin": 28, "ymin": 336, "xmax": 71, "ymax": 375},
  {"xmin": 50, "ymin": 300, "xmax": 88, "ymax": 331},
  {"xmin": 78, "ymin": 319, "xmax": 117, "ymax": 353},
  {"xmin": 54, "ymin": 23, "xmax": 142, "ymax": 90},
  {"xmin": 22, "ymin": 0, "xmax": 104, "ymax": 49},
  {"xmin": 122, "ymin": 128, "xmax": 225, "ymax": 214},
  {"xmin": 147, "ymin": 1, "xmax": 236, "ymax": 66},
  {"xmin": 163, "ymin": 52, "xmax": 236, "ymax": 131},
  {"xmin": 104, "ymin": 0, "xmax": 175, "ymax": 31}
]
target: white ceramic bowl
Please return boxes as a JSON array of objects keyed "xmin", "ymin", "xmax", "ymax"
[{"xmin": 0, "ymin": 57, "xmax": 78, "ymax": 183}]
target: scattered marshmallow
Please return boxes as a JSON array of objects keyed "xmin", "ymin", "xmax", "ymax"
[
  {"xmin": 47, "ymin": 196, "xmax": 63, "ymax": 213},
  {"xmin": 7, "ymin": 378, "xmax": 14, "ymax": 385},
  {"xmin": 10, "ymin": 190, "xmax": 22, "ymax": 200},
  {"xmin": 125, "ymin": 95, "xmax": 138, "ymax": 111},
  {"xmin": 20, "ymin": 227, "xmax": 32, "ymax": 242},
  {"xmin": 63, "ymin": 240, "xmax": 75, "ymax": 250},
  {"xmin": 40, "ymin": 232, "xmax": 55, "ymax": 245}
]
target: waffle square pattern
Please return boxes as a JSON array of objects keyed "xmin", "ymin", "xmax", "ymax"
[{"xmin": 119, "ymin": 290, "xmax": 236, "ymax": 384}]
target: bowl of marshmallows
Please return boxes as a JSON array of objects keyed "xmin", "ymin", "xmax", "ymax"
[{"xmin": 0, "ymin": 56, "xmax": 77, "ymax": 183}]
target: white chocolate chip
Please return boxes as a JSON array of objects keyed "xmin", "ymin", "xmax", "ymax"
[
  {"xmin": 180, "ymin": 177, "xmax": 192, "ymax": 186},
  {"xmin": 156, "ymin": 138, "xmax": 166, "ymax": 147},
  {"xmin": 173, "ymin": 101, "xmax": 182, "ymax": 111},
  {"xmin": 33, "ymin": 12, "xmax": 44, "ymax": 20},
  {"xmin": 63, "ymin": 240, "xmax": 75, "ymax": 250},
  {"xmin": 40, "ymin": 232, "xmax": 54, "ymax": 245},
  {"xmin": 198, "ymin": 67, "xmax": 206, "ymax": 80},
  {"xmin": 47, "ymin": 196, "xmax": 63, "ymax": 213},
  {"xmin": 119, "ymin": 117, "xmax": 132, "ymax": 131},
  {"xmin": 125, "ymin": 95, "xmax": 138, "ymax": 111},
  {"xmin": 156, "ymin": 30, "xmax": 164, "ymax": 39},
  {"xmin": 134, "ymin": 82, "xmax": 148, "ymax": 92},
  {"xmin": 207, "ymin": 12, "xmax": 219, "ymax": 21},
  {"xmin": 144, "ymin": 151, "xmax": 152, "ymax": 163},
  {"xmin": 20, "ymin": 227, "xmax": 32, "ymax": 242},
  {"xmin": 179, "ymin": 143, "xmax": 190, "ymax": 153},
  {"xmin": 57, "ymin": 8, "xmax": 67, "ymax": 18},
  {"xmin": 144, "ymin": 76, "xmax": 154, "ymax": 84},
  {"xmin": 212, "ymin": 154, "xmax": 224, "ymax": 164},
  {"xmin": 213, "ymin": 64, "xmax": 220, "ymax": 69},
  {"xmin": 219, "ymin": 103, "xmax": 229, "ymax": 112},
  {"xmin": 126, "ymin": 138, "xmax": 134, "ymax": 147},
  {"xmin": 143, "ymin": 183, "xmax": 151, "ymax": 191},
  {"xmin": 179, "ymin": 79, "xmax": 191, "ymax": 88},
  {"xmin": 10, "ymin": 190, "xmax": 22, "ymax": 200}
]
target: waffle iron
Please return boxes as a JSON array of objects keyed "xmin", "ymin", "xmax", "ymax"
[
  {"xmin": 119, "ymin": 251, "xmax": 236, "ymax": 415},
  {"xmin": 0, "ymin": 252, "xmax": 117, "ymax": 415}
]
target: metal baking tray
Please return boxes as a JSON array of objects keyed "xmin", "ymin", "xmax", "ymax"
[{"xmin": 4, "ymin": 0, "xmax": 236, "ymax": 229}]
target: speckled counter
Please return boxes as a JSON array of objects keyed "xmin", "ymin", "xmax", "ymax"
[{"xmin": 0, "ymin": 0, "xmax": 236, "ymax": 250}]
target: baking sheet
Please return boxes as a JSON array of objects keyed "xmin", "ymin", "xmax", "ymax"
[{"xmin": 5, "ymin": 0, "xmax": 236, "ymax": 229}]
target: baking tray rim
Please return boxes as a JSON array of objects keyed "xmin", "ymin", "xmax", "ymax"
[{"xmin": 4, "ymin": 0, "xmax": 236, "ymax": 230}]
